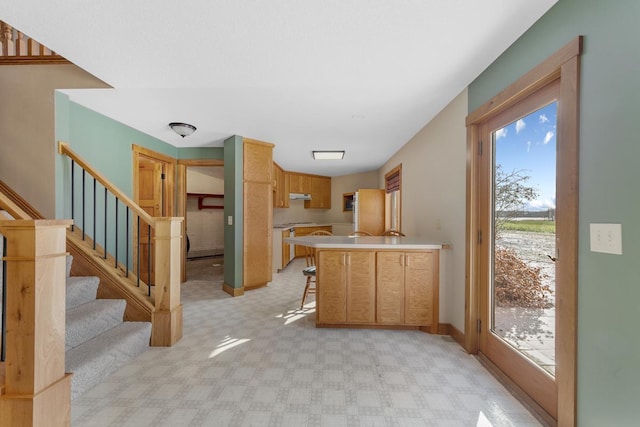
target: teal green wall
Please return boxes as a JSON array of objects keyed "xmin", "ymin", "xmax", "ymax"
[
  {"xmin": 54, "ymin": 97, "xmax": 240, "ymax": 289},
  {"xmin": 55, "ymin": 96, "xmax": 178, "ymax": 218},
  {"xmin": 468, "ymin": 0, "xmax": 640, "ymax": 424},
  {"xmin": 178, "ymin": 147, "xmax": 224, "ymax": 160},
  {"xmin": 223, "ymin": 135, "xmax": 243, "ymax": 289}
]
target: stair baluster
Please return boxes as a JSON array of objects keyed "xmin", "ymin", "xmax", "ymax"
[
  {"xmin": 58, "ymin": 141, "xmax": 182, "ymax": 347},
  {"xmin": 1, "ymin": 234, "xmax": 6, "ymax": 362}
]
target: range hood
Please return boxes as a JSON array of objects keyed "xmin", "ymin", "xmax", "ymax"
[{"xmin": 289, "ymin": 192, "xmax": 312, "ymax": 200}]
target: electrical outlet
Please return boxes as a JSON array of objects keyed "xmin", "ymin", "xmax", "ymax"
[
  {"xmin": 227, "ymin": 215, "xmax": 233, "ymax": 226},
  {"xmin": 590, "ymin": 223, "xmax": 622, "ymax": 255}
]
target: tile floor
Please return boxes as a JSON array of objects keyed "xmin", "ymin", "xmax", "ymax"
[{"xmin": 71, "ymin": 257, "xmax": 542, "ymax": 426}]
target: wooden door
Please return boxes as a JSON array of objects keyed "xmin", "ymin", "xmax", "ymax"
[
  {"xmin": 477, "ymin": 82, "xmax": 560, "ymax": 419},
  {"xmin": 317, "ymin": 250, "xmax": 347, "ymax": 323},
  {"xmin": 375, "ymin": 251, "xmax": 405, "ymax": 324},
  {"xmin": 346, "ymin": 251, "xmax": 375, "ymax": 323},
  {"xmin": 137, "ymin": 158, "xmax": 163, "ymax": 284}
]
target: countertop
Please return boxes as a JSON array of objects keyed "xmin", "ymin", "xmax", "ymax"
[
  {"xmin": 285, "ymin": 235, "xmax": 447, "ymax": 250},
  {"xmin": 273, "ymin": 222, "xmax": 333, "ymax": 229}
]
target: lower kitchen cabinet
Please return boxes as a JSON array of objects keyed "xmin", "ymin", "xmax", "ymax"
[
  {"xmin": 316, "ymin": 249, "xmax": 439, "ymax": 329},
  {"xmin": 376, "ymin": 251, "xmax": 437, "ymax": 326},
  {"xmin": 317, "ymin": 250, "xmax": 375, "ymax": 324}
]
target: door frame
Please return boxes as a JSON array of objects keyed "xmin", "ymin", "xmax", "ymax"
[
  {"xmin": 132, "ymin": 145, "xmax": 176, "ymax": 282},
  {"xmin": 176, "ymin": 159, "xmax": 224, "ymax": 282},
  {"xmin": 465, "ymin": 36, "xmax": 582, "ymax": 425}
]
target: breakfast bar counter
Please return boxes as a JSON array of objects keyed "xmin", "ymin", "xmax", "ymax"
[{"xmin": 285, "ymin": 236, "xmax": 448, "ymax": 332}]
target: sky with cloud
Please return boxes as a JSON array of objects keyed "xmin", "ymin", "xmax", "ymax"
[{"xmin": 494, "ymin": 101, "xmax": 557, "ymax": 211}]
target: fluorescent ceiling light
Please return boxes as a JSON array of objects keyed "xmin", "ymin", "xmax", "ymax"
[{"xmin": 313, "ymin": 150, "xmax": 344, "ymax": 160}]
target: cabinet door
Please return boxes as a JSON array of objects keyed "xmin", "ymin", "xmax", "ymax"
[
  {"xmin": 290, "ymin": 173, "xmax": 312, "ymax": 194},
  {"xmin": 320, "ymin": 176, "xmax": 332, "ymax": 208},
  {"xmin": 245, "ymin": 142, "xmax": 272, "ymax": 182},
  {"xmin": 346, "ymin": 251, "xmax": 375, "ymax": 323},
  {"xmin": 305, "ymin": 176, "xmax": 331, "ymax": 209},
  {"xmin": 283, "ymin": 169, "xmax": 290, "ymax": 208},
  {"xmin": 317, "ymin": 251, "xmax": 347, "ymax": 323},
  {"xmin": 376, "ymin": 251, "xmax": 405, "ymax": 323},
  {"xmin": 313, "ymin": 176, "xmax": 323, "ymax": 208},
  {"xmin": 404, "ymin": 251, "xmax": 435, "ymax": 325},
  {"xmin": 272, "ymin": 163, "xmax": 279, "ymax": 207},
  {"xmin": 293, "ymin": 227, "xmax": 310, "ymax": 258},
  {"xmin": 244, "ymin": 181, "xmax": 273, "ymax": 288},
  {"xmin": 282, "ymin": 229, "xmax": 290, "ymax": 268},
  {"xmin": 243, "ymin": 139, "xmax": 273, "ymax": 289}
]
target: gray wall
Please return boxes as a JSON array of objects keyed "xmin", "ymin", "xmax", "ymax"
[{"xmin": 468, "ymin": 0, "xmax": 640, "ymax": 424}]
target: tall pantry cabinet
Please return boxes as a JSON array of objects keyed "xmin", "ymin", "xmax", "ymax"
[{"xmin": 243, "ymin": 138, "xmax": 274, "ymax": 290}]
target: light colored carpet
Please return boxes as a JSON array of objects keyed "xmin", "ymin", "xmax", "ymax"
[{"xmin": 64, "ymin": 256, "xmax": 151, "ymax": 400}]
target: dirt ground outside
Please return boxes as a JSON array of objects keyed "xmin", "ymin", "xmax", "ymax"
[{"xmin": 493, "ymin": 230, "xmax": 556, "ymax": 375}]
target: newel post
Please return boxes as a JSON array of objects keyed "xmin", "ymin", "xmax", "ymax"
[
  {"xmin": 0, "ymin": 220, "xmax": 73, "ymax": 427},
  {"xmin": 151, "ymin": 217, "xmax": 183, "ymax": 346}
]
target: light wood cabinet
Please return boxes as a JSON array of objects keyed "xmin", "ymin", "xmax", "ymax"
[
  {"xmin": 243, "ymin": 139, "xmax": 273, "ymax": 290},
  {"xmin": 355, "ymin": 189, "xmax": 385, "ymax": 235},
  {"xmin": 317, "ymin": 250, "xmax": 375, "ymax": 324},
  {"xmin": 305, "ymin": 175, "xmax": 331, "ymax": 209},
  {"xmin": 293, "ymin": 225, "xmax": 333, "ymax": 257},
  {"xmin": 282, "ymin": 229, "xmax": 291, "ymax": 268},
  {"xmin": 289, "ymin": 172, "xmax": 311, "ymax": 194},
  {"xmin": 314, "ymin": 249, "xmax": 439, "ymax": 329},
  {"xmin": 282, "ymin": 171, "xmax": 330, "ymax": 209},
  {"xmin": 272, "ymin": 162, "xmax": 289, "ymax": 208},
  {"xmin": 376, "ymin": 251, "xmax": 438, "ymax": 326}
]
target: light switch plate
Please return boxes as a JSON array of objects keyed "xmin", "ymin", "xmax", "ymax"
[
  {"xmin": 227, "ymin": 215, "xmax": 233, "ymax": 226},
  {"xmin": 590, "ymin": 223, "xmax": 622, "ymax": 254}
]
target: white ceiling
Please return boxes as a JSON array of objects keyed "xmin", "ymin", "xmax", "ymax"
[{"xmin": 2, "ymin": 0, "xmax": 556, "ymax": 176}]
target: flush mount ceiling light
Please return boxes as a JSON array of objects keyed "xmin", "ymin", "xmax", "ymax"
[
  {"xmin": 312, "ymin": 150, "xmax": 345, "ymax": 160},
  {"xmin": 169, "ymin": 122, "xmax": 197, "ymax": 138}
]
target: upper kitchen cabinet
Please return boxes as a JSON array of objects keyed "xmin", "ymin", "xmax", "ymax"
[
  {"xmin": 305, "ymin": 175, "xmax": 331, "ymax": 209},
  {"xmin": 289, "ymin": 172, "xmax": 311, "ymax": 194},
  {"xmin": 272, "ymin": 162, "xmax": 289, "ymax": 208}
]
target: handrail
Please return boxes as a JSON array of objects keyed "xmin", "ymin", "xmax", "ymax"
[
  {"xmin": 57, "ymin": 140, "xmax": 183, "ymax": 346},
  {"xmin": 0, "ymin": 191, "xmax": 31, "ymax": 220},
  {"xmin": 0, "ymin": 20, "xmax": 69, "ymax": 64},
  {"xmin": 58, "ymin": 141, "xmax": 156, "ymax": 227}
]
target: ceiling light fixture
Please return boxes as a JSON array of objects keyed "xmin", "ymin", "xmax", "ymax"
[
  {"xmin": 313, "ymin": 150, "xmax": 345, "ymax": 160},
  {"xmin": 169, "ymin": 122, "xmax": 197, "ymax": 138}
]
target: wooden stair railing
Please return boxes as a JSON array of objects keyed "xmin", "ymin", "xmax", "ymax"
[
  {"xmin": 57, "ymin": 141, "xmax": 183, "ymax": 347},
  {"xmin": 0, "ymin": 20, "xmax": 69, "ymax": 64},
  {"xmin": 0, "ymin": 220, "xmax": 73, "ymax": 427},
  {"xmin": 1, "ymin": 191, "xmax": 73, "ymax": 426}
]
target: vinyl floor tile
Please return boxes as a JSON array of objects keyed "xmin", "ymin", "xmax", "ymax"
[{"xmin": 72, "ymin": 257, "xmax": 542, "ymax": 426}]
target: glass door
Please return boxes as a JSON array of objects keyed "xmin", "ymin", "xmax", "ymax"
[{"xmin": 479, "ymin": 81, "xmax": 559, "ymax": 418}]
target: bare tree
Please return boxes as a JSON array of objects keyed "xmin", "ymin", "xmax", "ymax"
[{"xmin": 494, "ymin": 164, "xmax": 538, "ymax": 237}]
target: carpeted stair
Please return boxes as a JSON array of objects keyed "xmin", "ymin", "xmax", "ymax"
[{"xmin": 64, "ymin": 256, "xmax": 151, "ymax": 400}]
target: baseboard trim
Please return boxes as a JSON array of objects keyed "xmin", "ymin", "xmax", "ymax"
[
  {"xmin": 477, "ymin": 353, "xmax": 556, "ymax": 427},
  {"xmin": 442, "ymin": 323, "xmax": 465, "ymax": 348},
  {"xmin": 223, "ymin": 283, "xmax": 244, "ymax": 297}
]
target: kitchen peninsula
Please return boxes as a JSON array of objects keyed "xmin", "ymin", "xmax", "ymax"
[{"xmin": 285, "ymin": 235, "xmax": 447, "ymax": 333}]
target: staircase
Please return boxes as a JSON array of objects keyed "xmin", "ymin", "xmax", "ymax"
[{"xmin": 64, "ymin": 256, "xmax": 151, "ymax": 400}]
